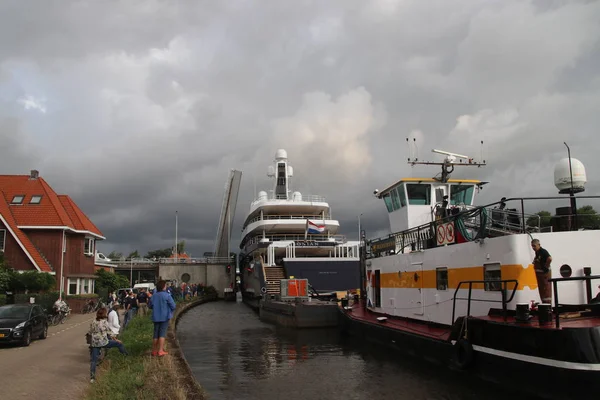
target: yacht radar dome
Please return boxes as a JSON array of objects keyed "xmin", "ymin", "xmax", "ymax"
[
  {"xmin": 554, "ymin": 157, "xmax": 586, "ymax": 194},
  {"xmin": 275, "ymin": 149, "xmax": 288, "ymax": 160}
]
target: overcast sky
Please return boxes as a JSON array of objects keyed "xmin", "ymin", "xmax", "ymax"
[{"xmin": 1, "ymin": 0, "xmax": 599, "ymax": 257}]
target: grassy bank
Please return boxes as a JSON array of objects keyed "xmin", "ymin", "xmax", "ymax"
[{"xmin": 85, "ymin": 298, "xmax": 210, "ymax": 400}]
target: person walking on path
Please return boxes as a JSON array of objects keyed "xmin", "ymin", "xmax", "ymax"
[
  {"xmin": 148, "ymin": 280, "xmax": 176, "ymax": 357},
  {"xmin": 88, "ymin": 308, "xmax": 128, "ymax": 383}
]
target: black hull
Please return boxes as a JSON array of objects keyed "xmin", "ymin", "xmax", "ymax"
[
  {"xmin": 339, "ymin": 310, "xmax": 600, "ymax": 400},
  {"xmin": 241, "ymin": 292, "xmax": 261, "ymax": 312},
  {"xmin": 283, "ymin": 259, "xmax": 360, "ymax": 293}
]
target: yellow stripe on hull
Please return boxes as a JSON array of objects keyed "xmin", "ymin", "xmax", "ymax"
[{"xmin": 380, "ymin": 264, "xmax": 538, "ymax": 290}]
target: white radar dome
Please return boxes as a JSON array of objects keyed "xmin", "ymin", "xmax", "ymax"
[
  {"xmin": 292, "ymin": 191, "xmax": 302, "ymax": 201},
  {"xmin": 275, "ymin": 149, "xmax": 288, "ymax": 160},
  {"xmin": 554, "ymin": 158, "xmax": 586, "ymax": 193},
  {"xmin": 258, "ymin": 191, "xmax": 268, "ymax": 201}
]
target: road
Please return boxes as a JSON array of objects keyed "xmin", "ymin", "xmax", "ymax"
[{"xmin": 0, "ymin": 312, "xmax": 95, "ymax": 399}]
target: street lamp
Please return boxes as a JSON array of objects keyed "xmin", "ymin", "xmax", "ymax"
[
  {"xmin": 564, "ymin": 142, "xmax": 578, "ymax": 230},
  {"xmin": 358, "ymin": 213, "xmax": 363, "ymax": 245}
]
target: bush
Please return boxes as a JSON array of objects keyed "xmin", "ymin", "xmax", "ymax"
[
  {"xmin": 204, "ymin": 285, "xmax": 217, "ymax": 297},
  {"xmin": 0, "ymin": 268, "xmax": 55, "ymax": 293},
  {"xmin": 95, "ymin": 269, "xmax": 131, "ymax": 292},
  {"xmin": 0, "ymin": 294, "xmax": 5, "ymax": 306},
  {"xmin": 15, "ymin": 291, "xmax": 60, "ymax": 312}
]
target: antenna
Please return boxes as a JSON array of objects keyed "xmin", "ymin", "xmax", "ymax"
[
  {"xmin": 407, "ymin": 140, "xmax": 486, "ymax": 182},
  {"xmin": 406, "ymin": 137, "xmax": 419, "ymax": 162}
]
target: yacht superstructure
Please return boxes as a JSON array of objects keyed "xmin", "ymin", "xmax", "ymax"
[{"xmin": 239, "ymin": 149, "xmax": 360, "ymax": 309}]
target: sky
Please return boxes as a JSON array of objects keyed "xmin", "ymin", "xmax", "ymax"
[{"xmin": 1, "ymin": 0, "xmax": 599, "ymax": 257}]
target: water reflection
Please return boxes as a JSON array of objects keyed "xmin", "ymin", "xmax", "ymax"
[{"xmin": 177, "ymin": 300, "xmax": 533, "ymax": 400}]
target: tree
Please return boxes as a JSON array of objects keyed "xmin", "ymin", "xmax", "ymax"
[
  {"xmin": 107, "ymin": 251, "xmax": 123, "ymax": 260},
  {"xmin": 127, "ymin": 250, "xmax": 140, "ymax": 259},
  {"xmin": 526, "ymin": 211, "xmax": 552, "ymax": 229},
  {"xmin": 145, "ymin": 248, "xmax": 172, "ymax": 259},
  {"xmin": 177, "ymin": 240, "xmax": 185, "ymax": 254},
  {"xmin": 577, "ymin": 205, "xmax": 600, "ymax": 229},
  {"xmin": 95, "ymin": 269, "xmax": 131, "ymax": 292}
]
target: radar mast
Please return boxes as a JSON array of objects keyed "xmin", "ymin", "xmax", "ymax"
[{"xmin": 406, "ymin": 138, "xmax": 486, "ymax": 183}]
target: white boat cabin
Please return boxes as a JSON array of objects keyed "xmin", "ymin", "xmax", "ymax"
[{"xmin": 376, "ymin": 178, "xmax": 486, "ymax": 233}]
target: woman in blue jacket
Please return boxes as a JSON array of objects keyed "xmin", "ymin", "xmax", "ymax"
[{"xmin": 148, "ymin": 280, "xmax": 176, "ymax": 356}]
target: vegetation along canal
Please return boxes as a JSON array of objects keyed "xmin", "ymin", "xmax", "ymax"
[{"xmin": 177, "ymin": 300, "xmax": 534, "ymax": 400}]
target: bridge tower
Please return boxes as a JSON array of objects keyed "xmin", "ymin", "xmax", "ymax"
[{"xmin": 213, "ymin": 169, "xmax": 242, "ymax": 292}]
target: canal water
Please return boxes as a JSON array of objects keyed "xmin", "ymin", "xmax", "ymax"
[{"xmin": 177, "ymin": 300, "xmax": 531, "ymax": 400}]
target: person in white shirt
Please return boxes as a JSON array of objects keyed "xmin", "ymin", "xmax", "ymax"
[{"xmin": 107, "ymin": 304, "xmax": 121, "ymax": 337}]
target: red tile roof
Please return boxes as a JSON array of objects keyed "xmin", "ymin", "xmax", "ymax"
[
  {"xmin": 0, "ymin": 173, "xmax": 105, "ymax": 273},
  {"xmin": 0, "ymin": 175, "xmax": 103, "ymax": 236},
  {"xmin": 0, "ymin": 194, "xmax": 52, "ymax": 272}
]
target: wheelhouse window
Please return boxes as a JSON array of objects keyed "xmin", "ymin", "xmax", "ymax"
[
  {"xmin": 11, "ymin": 195, "xmax": 24, "ymax": 204},
  {"xmin": 30, "ymin": 195, "xmax": 42, "ymax": 204},
  {"xmin": 383, "ymin": 193, "xmax": 393, "ymax": 212},
  {"xmin": 0, "ymin": 229, "xmax": 5, "ymax": 251},
  {"xmin": 484, "ymin": 263, "xmax": 502, "ymax": 291},
  {"xmin": 450, "ymin": 185, "xmax": 474, "ymax": 205},
  {"xmin": 390, "ymin": 188, "xmax": 401, "ymax": 210},
  {"xmin": 406, "ymin": 184, "xmax": 431, "ymax": 205},
  {"xmin": 84, "ymin": 237, "xmax": 94, "ymax": 255},
  {"xmin": 436, "ymin": 267, "xmax": 448, "ymax": 290}
]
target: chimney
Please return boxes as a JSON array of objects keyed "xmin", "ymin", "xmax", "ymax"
[{"xmin": 30, "ymin": 170, "xmax": 39, "ymax": 179}]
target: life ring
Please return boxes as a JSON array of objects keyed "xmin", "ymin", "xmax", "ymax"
[
  {"xmin": 453, "ymin": 339, "xmax": 474, "ymax": 369},
  {"xmin": 260, "ymin": 287, "xmax": 267, "ymax": 294}
]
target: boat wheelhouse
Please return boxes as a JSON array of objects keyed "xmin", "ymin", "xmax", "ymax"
[
  {"xmin": 340, "ymin": 147, "xmax": 600, "ymax": 399},
  {"xmin": 239, "ymin": 149, "xmax": 360, "ymax": 309}
]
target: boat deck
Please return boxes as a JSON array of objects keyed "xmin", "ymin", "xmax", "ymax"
[
  {"xmin": 344, "ymin": 302, "xmax": 600, "ymax": 337},
  {"xmin": 343, "ymin": 303, "xmax": 452, "ymax": 341},
  {"xmin": 479, "ymin": 313, "xmax": 600, "ymax": 329}
]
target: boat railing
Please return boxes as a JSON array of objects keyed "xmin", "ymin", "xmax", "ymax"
[
  {"xmin": 451, "ymin": 279, "xmax": 519, "ymax": 324},
  {"xmin": 245, "ymin": 233, "xmax": 347, "ymax": 247},
  {"xmin": 242, "ymin": 214, "xmax": 332, "ymax": 231},
  {"xmin": 549, "ymin": 272, "xmax": 600, "ymax": 328},
  {"xmin": 251, "ymin": 194, "xmax": 326, "ymax": 206},
  {"xmin": 367, "ymin": 195, "xmax": 600, "ymax": 258}
]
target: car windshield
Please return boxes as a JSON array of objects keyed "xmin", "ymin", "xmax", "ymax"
[{"xmin": 0, "ymin": 306, "xmax": 30, "ymax": 319}]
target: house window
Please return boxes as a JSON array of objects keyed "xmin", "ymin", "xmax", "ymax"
[
  {"xmin": 484, "ymin": 263, "xmax": 502, "ymax": 291},
  {"xmin": 0, "ymin": 229, "xmax": 5, "ymax": 252},
  {"xmin": 68, "ymin": 279, "xmax": 78, "ymax": 295},
  {"xmin": 436, "ymin": 267, "xmax": 448, "ymax": 290},
  {"xmin": 83, "ymin": 279, "xmax": 90, "ymax": 294},
  {"xmin": 84, "ymin": 238, "xmax": 94, "ymax": 255},
  {"xmin": 30, "ymin": 195, "xmax": 42, "ymax": 204},
  {"xmin": 11, "ymin": 195, "xmax": 24, "ymax": 204}
]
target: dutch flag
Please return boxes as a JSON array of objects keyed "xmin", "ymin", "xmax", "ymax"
[{"xmin": 306, "ymin": 219, "xmax": 325, "ymax": 235}]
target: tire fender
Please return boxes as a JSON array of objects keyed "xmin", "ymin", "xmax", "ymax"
[{"xmin": 453, "ymin": 338, "xmax": 474, "ymax": 369}]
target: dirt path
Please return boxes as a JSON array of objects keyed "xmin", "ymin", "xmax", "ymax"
[{"xmin": 0, "ymin": 312, "xmax": 95, "ymax": 399}]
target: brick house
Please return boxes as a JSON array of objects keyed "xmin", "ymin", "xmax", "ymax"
[{"xmin": 0, "ymin": 170, "xmax": 105, "ymax": 296}]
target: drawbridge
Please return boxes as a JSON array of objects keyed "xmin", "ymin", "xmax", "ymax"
[{"xmin": 214, "ymin": 169, "xmax": 242, "ymax": 260}]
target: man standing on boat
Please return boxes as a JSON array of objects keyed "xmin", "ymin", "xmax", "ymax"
[{"xmin": 531, "ymin": 239, "xmax": 553, "ymax": 304}]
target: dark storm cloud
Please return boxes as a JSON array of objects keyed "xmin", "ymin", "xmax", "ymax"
[{"xmin": 1, "ymin": 0, "xmax": 599, "ymax": 256}]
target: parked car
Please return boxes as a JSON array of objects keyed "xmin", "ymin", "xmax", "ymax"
[
  {"xmin": 95, "ymin": 252, "xmax": 112, "ymax": 262},
  {"xmin": 0, "ymin": 303, "xmax": 48, "ymax": 346},
  {"xmin": 133, "ymin": 282, "xmax": 156, "ymax": 293}
]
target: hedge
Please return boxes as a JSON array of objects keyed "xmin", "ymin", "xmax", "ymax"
[
  {"xmin": 15, "ymin": 292, "xmax": 60, "ymax": 312},
  {"xmin": 0, "ymin": 294, "xmax": 5, "ymax": 306}
]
